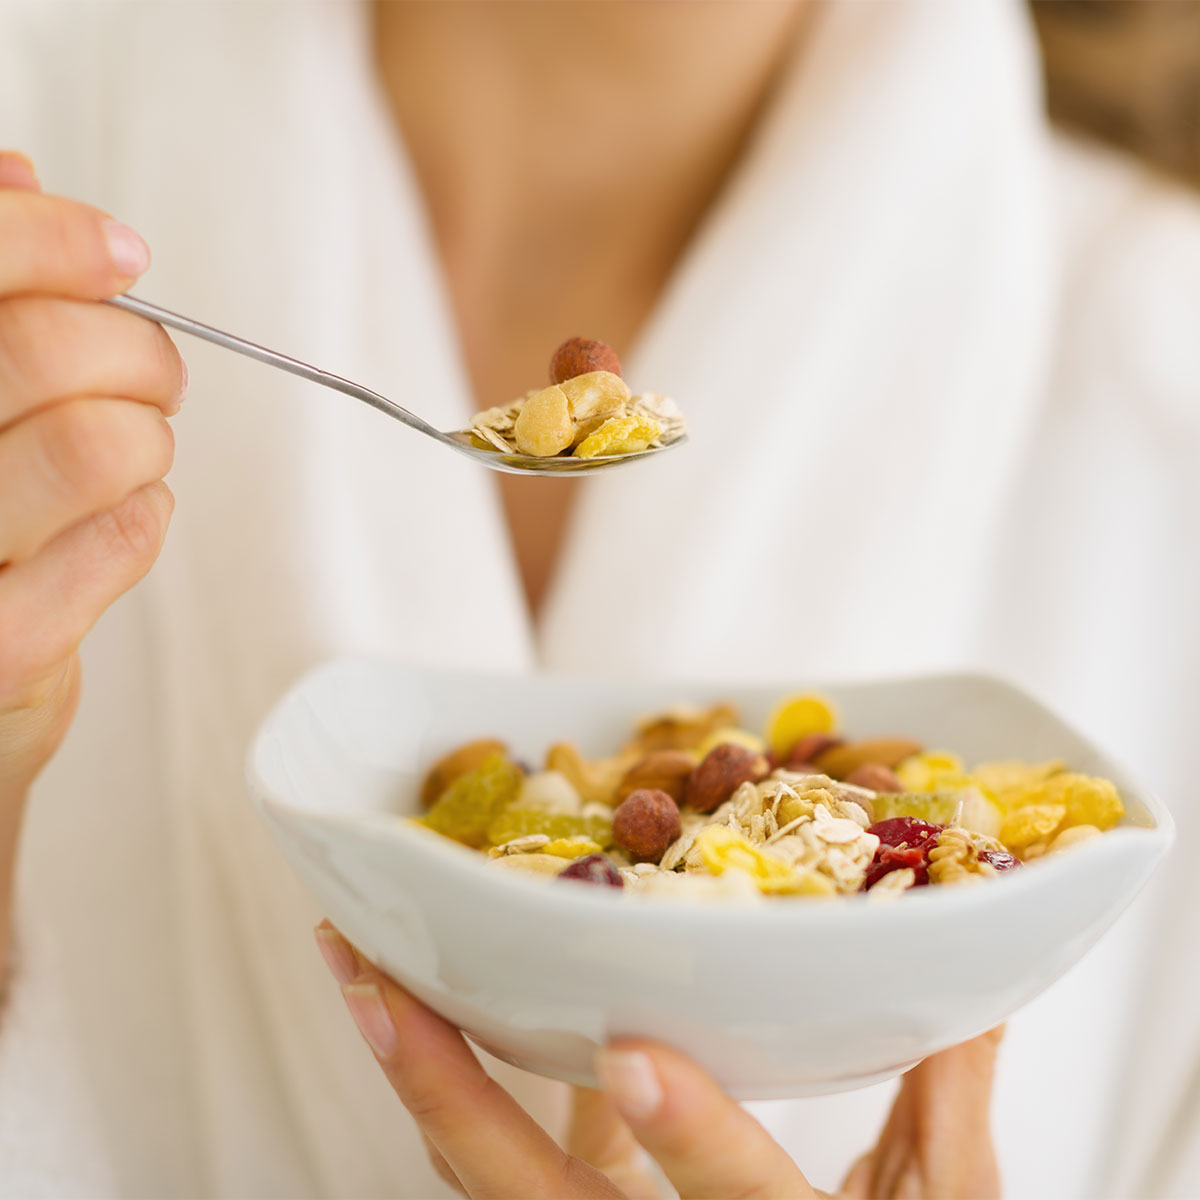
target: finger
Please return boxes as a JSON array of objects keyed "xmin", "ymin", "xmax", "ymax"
[
  {"xmin": 568, "ymin": 1088, "xmax": 662, "ymax": 1200},
  {"xmin": 0, "ymin": 399, "xmax": 175, "ymax": 565},
  {"xmin": 0, "ymin": 480, "xmax": 173, "ymax": 705},
  {"xmin": 0, "ymin": 191, "xmax": 149, "ymax": 299},
  {"xmin": 319, "ymin": 941, "xmax": 622, "ymax": 1199},
  {"xmin": 422, "ymin": 1132, "xmax": 466, "ymax": 1197},
  {"xmin": 313, "ymin": 926, "xmax": 468, "ymax": 1195},
  {"xmin": 0, "ymin": 297, "xmax": 186, "ymax": 428},
  {"xmin": 868, "ymin": 1029, "xmax": 1003, "ymax": 1200},
  {"xmin": 0, "ymin": 152, "xmax": 40, "ymax": 192},
  {"xmin": 839, "ymin": 1152, "xmax": 874, "ymax": 1199},
  {"xmin": 596, "ymin": 1040, "xmax": 816, "ymax": 1200}
]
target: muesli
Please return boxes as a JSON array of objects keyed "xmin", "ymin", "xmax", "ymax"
[
  {"xmin": 415, "ymin": 693, "xmax": 1125, "ymax": 900},
  {"xmin": 467, "ymin": 337, "xmax": 685, "ymax": 459}
]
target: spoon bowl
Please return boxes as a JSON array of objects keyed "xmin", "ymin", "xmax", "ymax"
[{"xmin": 107, "ymin": 294, "xmax": 685, "ymax": 476}]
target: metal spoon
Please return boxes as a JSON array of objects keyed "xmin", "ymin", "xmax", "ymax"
[{"xmin": 107, "ymin": 295, "xmax": 685, "ymax": 476}]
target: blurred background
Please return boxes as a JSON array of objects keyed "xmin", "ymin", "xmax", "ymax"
[{"xmin": 1033, "ymin": 0, "xmax": 1200, "ymax": 187}]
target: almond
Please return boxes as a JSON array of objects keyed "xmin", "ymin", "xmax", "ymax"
[
  {"xmin": 815, "ymin": 738, "xmax": 923, "ymax": 781},
  {"xmin": 614, "ymin": 750, "xmax": 696, "ymax": 805},
  {"xmin": 420, "ymin": 738, "xmax": 507, "ymax": 808},
  {"xmin": 685, "ymin": 743, "xmax": 770, "ymax": 813},
  {"xmin": 845, "ymin": 763, "xmax": 905, "ymax": 793}
]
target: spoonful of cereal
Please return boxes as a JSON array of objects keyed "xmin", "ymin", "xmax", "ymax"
[{"xmin": 106, "ymin": 297, "xmax": 687, "ymax": 475}]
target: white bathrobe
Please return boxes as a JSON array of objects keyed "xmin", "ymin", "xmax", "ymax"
[{"xmin": 1, "ymin": 1, "xmax": 1198, "ymax": 1197}]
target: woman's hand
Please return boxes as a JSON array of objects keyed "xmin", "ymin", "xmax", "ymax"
[
  {"xmin": 0, "ymin": 152, "xmax": 183, "ymax": 801},
  {"xmin": 316, "ymin": 921, "xmax": 1001, "ymax": 1199}
]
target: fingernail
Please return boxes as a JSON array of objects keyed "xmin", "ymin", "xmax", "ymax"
[
  {"xmin": 178, "ymin": 358, "xmax": 189, "ymax": 405},
  {"xmin": 343, "ymin": 982, "xmax": 398, "ymax": 1058},
  {"xmin": 314, "ymin": 924, "xmax": 357, "ymax": 987},
  {"xmin": 0, "ymin": 152, "xmax": 38, "ymax": 190},
  {"xmin": 103, "ymin": 219, "xmax": 150, "ymax": 278},
  {"xmin": 594, "ymin": 1049, "xmax": 663, "ymax": 1120}
]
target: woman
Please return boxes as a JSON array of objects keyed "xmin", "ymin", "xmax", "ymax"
[{"xmin": 1, "ymin": 1, "xmax": 1197, "ymax": 1196}]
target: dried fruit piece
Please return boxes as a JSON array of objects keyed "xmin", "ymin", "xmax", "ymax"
[
  {"xmin": 542, "ymin": 837, "xmax": 602, "ymax": 858},
  {"xmin": 614, "ymin": 750, "xmax": 696, "ymax": 805},
  {"xmin": 862, "ymin": 817, "xmax": 943, "ymax": 890},
  {"xmin": 845, "ymin": 763, "xmax": 904, "ymax": 792},
  {"xmin": 420, "ymin": 738, "xmax": 507, "ymax": 808},
  {"xmin": 816, "ymin": 738, "xmax": 923, "ymax": 780},
  {"xmin": 870, "ymin": 789, "xmax": 1002, "ymax": 837},
  {"xmin": 514, "ymin": 384, "xmax": 575, "ymax": 457},
  {"xmin": 557, "ymin": 853, "xmax": 624, "ymax": 888},
  {"xmin": 978, "ymin": 848, "xmax": 1021, "ymax": 872},
  {"xmin": 549, "ymin": 337, "xmax": 623, "ymax": 385},
  {"xmin": 574, "ymin": 413, "xmax": 662, "ymax": 459},
  {"xmin": 423, "ymin": 753, "xmax": 523, "ymax": 847},
  {"xmin": 685, "ymin": 743, "xmax": 770, "ymax": 813},
  {"xmin": 612, "ymin": 789, "xmax": 681, "ymax": 863},
  {"xmin": 486, "ymin": 806, "xmax": 612, "ymax": 848},
  {"xmin": 765, "ymin": 694, "xmax": 839, "ymax": 758}
]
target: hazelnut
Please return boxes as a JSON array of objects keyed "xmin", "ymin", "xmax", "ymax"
[
  {"xmin": 845, "ymin": 763, "xmax": 905, "ymax": 793},
  {"xmin": 685, "ymin": 743, "xmax": 770, "ymax": 813},
  {"xmin": 420, "ymin": 738, "xmax": 507, "ymax": 808},
  {"xmin": 549, "ymin": 336, "xmax": 622, "ymax": 384},
  {"xmin": 815, "ymin": 738, "xmax": 923, "ymax": 780},
  {"xmin": 614, "ymin": 750, "xmax": 696, "ymax": 806},
  {"xmin": 612, "ymin": 788, "xmax": 682, "ymax": 863}
]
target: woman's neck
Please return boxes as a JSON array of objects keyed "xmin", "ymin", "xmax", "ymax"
[
  {"xmin": 373, "ymin": 1, "xmax": 811, "ymax": 618},
  {"xmin": 374, "ymin": 0, "xmax": 810, "ymax": 404}
]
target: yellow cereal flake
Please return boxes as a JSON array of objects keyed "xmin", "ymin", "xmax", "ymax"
[
  {"xmin": 541, "ymin": 837, "xmax": 602, "ymax": 859},
  {"xmin": 694, "ymin": 826, "xmax": 793, "ymax": 887},
  {"xmin": 759, "ymin": 869, "xmax": 837, "ymax": 897},
  {"xmin": 895, "ymin": 751, "xmax": 967, "ymax": 793},
  {"xmin": 573, "ymin": 413, "xmax": 662, "ymax": 459},
  {"xmin": 696, "ymin": 727, "xmax": 767, "ymax": 757},
  {"xmin": 1038, "ymin": 773, "xmax": 1124, "ymax": 831},
  {"xmin": 999, "ymin": 804, "xmax": 1067, "ymax": 851},
  {"xmin": 970, "ymin": 760, "xmax": 1066, "ymax": 801},
  {"xmin": 764, "ymin": 693, "xmax": 839, "ymax": 758}
]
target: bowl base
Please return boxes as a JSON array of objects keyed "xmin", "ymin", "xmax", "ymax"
[{"xmin": 471, "ymin": 1037, "xmax": 922, "ymax": 1099}]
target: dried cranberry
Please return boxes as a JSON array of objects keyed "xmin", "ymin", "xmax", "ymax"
[
  {"xmin": 979, "ymin": 848, "xmax": 1021, "ymax": 872},
  {"xmin": 869, "ymin": 817, "xmax": 943, "ymax": 849},
  {"xmin": 556, "ymin": 854, "xmax": 624, "ymax": 889},
  {"xmin": 862, "ymin": 817, "xmax": 944, "ymax": 891}
]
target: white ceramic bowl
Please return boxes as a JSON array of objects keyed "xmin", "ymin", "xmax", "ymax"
[{"xmin": 247, "ymin": 658, "xmax": 1172, "ymax": 1099}]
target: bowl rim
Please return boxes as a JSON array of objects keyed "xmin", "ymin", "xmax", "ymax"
[{"xmin": 246, "ymin": 657, "xmax": 1175, "ymax": 928}]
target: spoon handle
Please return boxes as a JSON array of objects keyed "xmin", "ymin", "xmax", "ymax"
[{"xmin": 106, "ymin": 293, "xmax": 440, "ymax": 438}]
